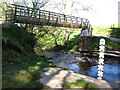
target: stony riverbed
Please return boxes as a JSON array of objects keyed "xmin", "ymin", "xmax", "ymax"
[{"xmin": 38, "ymin": 51, "xmax": 120, "ymax": 82}]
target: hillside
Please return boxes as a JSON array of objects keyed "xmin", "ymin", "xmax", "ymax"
[{"xmin": 2, "ymin": 24, "xmax": 53, "ymax": 88}]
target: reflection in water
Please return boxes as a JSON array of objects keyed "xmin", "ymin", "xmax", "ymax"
[
  {"xmin": 78, "ymin": 62, "xmax": 93, "ymax": 75},
  {"xmin": 88, "ymin": 64, "xmax": 119, "ymax": 81}
]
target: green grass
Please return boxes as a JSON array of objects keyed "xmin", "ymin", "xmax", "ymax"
[
  {"xmin": 35, "ymin": 26, "xmax": 81, "ymax": 51},
  {"xmin": 64, "ymin": 33, "xmax": 80, "ymax": 51},
  {"xmin": 2, "ymin": 23, "xmax": 120, "ymax": 89},
  {"xmin": 92, "ymin": 24, "xmax": 120, "ymax": 38},
  {"xmin": 90, "ymin": 36, "xmax": 120, "ymax": 51},
  {"xmin": 2, "ymin": 24, "xmax": 54, "ymax": 88},
  {"xmin": 59, "ymin": 25, "xmax": 120, "ymax": 51},
  {"xmin": 64, "ymin": 80, "xmax": 98, "ymax": 88},
  {"xmin": 2, "ymin": 55, "xmax": 53, "ymax": 88},
  {"xmin": 62, "ymin": 33, "xmax": 120, "ymax": 51}
]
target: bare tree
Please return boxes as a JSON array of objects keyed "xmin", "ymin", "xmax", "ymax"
[
  {"xmin": 11, "ymin": 0, "xmax": 49, "ymax": 8},
  {"xmin": 21, "ymin": 0, "xmax": 49, "ymax": 8},
  {"xmin": 50, "ymin": 0, "xmax": 92, "ymax": 16},
  {"xmin": 0, "ymin": 0, "xmax": 12, "ymax": 23},
  {"xmin": 11, "ymin": 0, "xmax": 50, "ymax": 30}
]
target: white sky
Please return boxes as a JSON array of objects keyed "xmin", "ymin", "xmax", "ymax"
[
  {"xmin": 79, "ymin": 0, "xmax": 119, "ymax": 26},
  {"xmin": 44, "ymin": 0, "xmax": 119, "ymax": 26},
  {"xmin": 6, "ymin": 0, "xmax": 120, "ymax": 26}
]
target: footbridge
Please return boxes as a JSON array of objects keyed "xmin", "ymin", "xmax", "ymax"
[{"xmin": 5, "ymin": 4, "xmax": 93, "ymax": 35}]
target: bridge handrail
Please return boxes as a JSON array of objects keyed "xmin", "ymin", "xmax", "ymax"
[{"xmin": 5, "ymin": 4, "xmax": 93, "ymax": 34}]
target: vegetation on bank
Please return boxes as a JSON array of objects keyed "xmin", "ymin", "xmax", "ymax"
[
  {"xmin": 34, "ymin": 26, "xmax": 80, "ymax": 51},
  {"xmin": 64, "ymin": 80, "xmax": 98, "ymax": 88},
  {"xmin": 2, "ymin": 23, "xmax": 120, "ymax": 89},
  {"xmin": 2, "ymin": 24, "xmax": 99, "ymax": 89},
  {"xmin": 34, "ymin": 24, "xmax": 120, "ymax": 52},
  {"xmin": 89, "ymin": 24, "xmax": 120, "ymax": 51},
  {"xmin": 90, "ymin": 36, "xmax": 120, "ymax": 51},
  {"xmin": 92, "ymin": 25, "xmax": 120, "ymax": 38},
  {"xmin": 2, "ymin": 24, "xmax": 53, "ymax": 88}
]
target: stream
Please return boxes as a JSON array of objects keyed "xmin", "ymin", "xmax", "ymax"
[{"xmin": 38, "ymin": 51, "xmax": 120, "ymax": 82}]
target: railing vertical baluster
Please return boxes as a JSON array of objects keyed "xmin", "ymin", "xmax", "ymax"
[
  {"xmin": 52, "ymin": 13, "xmax": 54, "ymax": 23},
  {"xmin": 5, "ymin": 11, "xmax": 7, "ymax": 23},
  {"xmin": 39, "ymin": 10, "xmax": 40, "ymax": 19},
  {"xmin": 24, "ymin": 7, "xmax": 25, "ymax": 17},
  {"xmin": 14, "ymin": 5, "xmax": 17, "ymax": 22},
  {"xmin": 70, "ymin": 16, "xmax": 72, "ymax": 25},
  {"xmin": 81, "ymin": 18, "xmax": 83, "ymax": 27},
  {"xmin": 76, "ymin": 17, "xmax": 78, "ymax": 25},
  {"xmin": 22, "ymin": 7, "xmax": 24, "ymax": 16},
  {"xmin": 28, "ymin": 8, "xmax": 29, "ymax": 17},
  {"xmin": 27, "ymin": 7, "xmax": 29, "ymax": 22},
  {"xmin": 57, "ymin": 14, "xmax": 59, "ymax": 24},
  {"xmin": 59, "ymin": 15, "xmax": 61, "ymax": 24},
  {"xmin": 43, "ymin": 12, "xmax": 45, "ymax": 22},
  {"xmin": 39, "ymin": 9, "xmax": 41, "ymax": 20},
  {"xmin": 55, "ymin": 14, "xmax": 58, "ymax": 25},
  {"xmin": 66, "ymin": 16, "xmax": 67, "ymax": 23},
  {"xmin": 86, "ymin": 19, "xmax": 88, "ymax": 26},
  {"xmin": 11, "ymin": 6, "xmax": 13, "ymax": 23},
  {"xmin": 64, "ymin": 15, "xmax": 66, "ymax": 23},
  {"xmin": 19, "ymin": 7, "xmax": 21, "ymax": 16},
  {"xmin": 41, "ymin": 11, "xmax": 43, "ymax": 19},
  {"xmin": 74, "ymin": 17, "xmax": 76, "ymax": 26},
  {"xmin": 48, "ymin": 12, "xmax": 50, "ymax": 24},
  {"xmin": 33, "ymin": 9, "xmax": 35, "ymax": 18}
]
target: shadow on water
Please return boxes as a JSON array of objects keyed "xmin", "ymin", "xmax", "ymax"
[{"xmin": 78, "ymin": 62, "xmax": 93, "ymax": 75}]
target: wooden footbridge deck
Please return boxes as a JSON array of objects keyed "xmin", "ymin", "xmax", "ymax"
[{"xmin": 5, "ymin": 4, "xmax": 93, "ymax": 34}]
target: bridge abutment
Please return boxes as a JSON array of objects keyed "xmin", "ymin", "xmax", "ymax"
[{"xmin": 79, "ymin": 28, "xmax": 92, "ymax": 52}]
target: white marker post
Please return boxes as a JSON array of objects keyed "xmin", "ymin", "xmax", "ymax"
[{"xmin": 97, "ymin": 38, "xmax": 105, "ymax": 80}]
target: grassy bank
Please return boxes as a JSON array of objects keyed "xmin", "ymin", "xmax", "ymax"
[
  {"xmin": 2, "ymin": 24, "xmax": 53, "ymax": 88},
  {"xmin": 2, "ymin": 23, "xmax": 119, "ymax": 89},
  {"xmin": 90, "ymin": 36, "xmax": 120, "ymax": 51},
  {"xmin": 61, "ymin": 33, "xmax": 120, "ymax": 51},
  {"xmin": 93, "ymin": 25, "xmax": 120, "ymax": 38}
]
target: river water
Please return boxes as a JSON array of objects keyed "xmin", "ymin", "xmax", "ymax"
[{"xmin": 39, "ymin": 51, "xmax": 120, "ymax": 82}]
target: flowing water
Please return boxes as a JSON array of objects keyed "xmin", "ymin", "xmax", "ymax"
[{"xmin": 39, "ymin": 51, "xmax": 120, "ymax": 82}]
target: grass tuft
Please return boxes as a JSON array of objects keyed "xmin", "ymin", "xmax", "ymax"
[{"xmin": 64, "ymin": 80, "xmax": 98, "ymax": 89}]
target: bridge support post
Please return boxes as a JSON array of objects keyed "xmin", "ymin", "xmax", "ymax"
[{"xmin": 79, "ymin": 27, "xmax": 92, "ymax": 56}]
